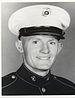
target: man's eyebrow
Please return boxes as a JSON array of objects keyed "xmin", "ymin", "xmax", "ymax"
[
  {"xmin": 48, "ymin": 38, "xmax": 56, "ymax": 41},
  {"xmin": 32, "ymin": 37, "xmax": 41, "ymax": 40}
]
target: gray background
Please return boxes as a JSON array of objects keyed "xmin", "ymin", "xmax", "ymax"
[{"xmin": 2, "ymin": 2, "xmax": 75, "ymax": 83}]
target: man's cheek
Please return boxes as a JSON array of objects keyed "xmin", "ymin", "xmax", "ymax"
[
  {"xmin": 32, "ymin": 48, "xmax": 39, "ymax": 54},
  {"xmin": 52, "ymin": 48, "xmax": 58, "ymax": 54}
]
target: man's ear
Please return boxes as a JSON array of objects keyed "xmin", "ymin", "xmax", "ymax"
[
  {"xmin": 15, "ymin": 40, "xmax": 24, "ymax": 53},
  {"xmin": 57, "ymin": 43, "xmax": 63, "ymax": 54}
]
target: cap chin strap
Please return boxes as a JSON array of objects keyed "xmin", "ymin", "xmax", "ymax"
[{"xmin": 18, "ymin": 26, "xmax": 65, "ymax": 40}]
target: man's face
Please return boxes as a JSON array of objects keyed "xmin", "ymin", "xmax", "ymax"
[{"xmin": 21, "ymin": 35, "xmax": 62, "ymax": 71}]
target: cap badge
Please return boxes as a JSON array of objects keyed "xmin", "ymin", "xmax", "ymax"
[{"xmin": 42, "ymin": 8, "xmax": 51, "ymax": 16}]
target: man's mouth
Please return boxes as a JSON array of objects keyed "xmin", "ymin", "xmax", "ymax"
[{"xmin": 36, "ymin": 56, "xmax": 50, "ymax": 60}]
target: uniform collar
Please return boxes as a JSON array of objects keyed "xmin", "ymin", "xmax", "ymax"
[{"xmin": 16, "ymin": 63, "xmax": 53, "ymax": 87}]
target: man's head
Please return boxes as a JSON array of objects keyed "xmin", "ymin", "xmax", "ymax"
[{"xmin": 8, "ymin": 4, "xmax": 70, "ymax": 75}]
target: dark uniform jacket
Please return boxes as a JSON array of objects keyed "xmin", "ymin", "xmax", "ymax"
[{"xmin": 2, "ymin": 63, "xmax": 75, "ymax": 95}]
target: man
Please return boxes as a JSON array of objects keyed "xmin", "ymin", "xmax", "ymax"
[{"xmin": 2, "ymin": 4, "xmax": 75, "ymax": 95}]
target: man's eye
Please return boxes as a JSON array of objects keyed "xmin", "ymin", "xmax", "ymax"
[
  {"xmin": 32, "ymin": 41, "xmax": 38, "ymax": 44},
  {"xmin": 49, "ymin": 42, "xmax": 56, "ymax": 45}
]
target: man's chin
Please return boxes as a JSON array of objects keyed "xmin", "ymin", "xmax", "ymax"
[
  {"xmin": 39, "ymin": 68, "xmax": 49, "ymax": 71},
  {"xmin": 36, "ymin": 65, "xmax": 51, "ymax": 71}
]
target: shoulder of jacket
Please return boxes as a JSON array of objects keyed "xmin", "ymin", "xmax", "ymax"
[
  {"xmin": 2, "ymin": 72, "xmax": 17, "ymax": 89},
  {"xmin": 53, "ymin": 75, "xmax": 75, "ymax": 89}
]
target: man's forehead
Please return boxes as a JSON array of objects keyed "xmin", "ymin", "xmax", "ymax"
[{"xmin": 22, "ymin": 35, "xmax": 58, "ymax": 41}]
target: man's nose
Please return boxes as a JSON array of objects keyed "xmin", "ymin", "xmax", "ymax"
[{"xmin": 40, "ymin": 43, "xmax": 49, "ymax": 54}]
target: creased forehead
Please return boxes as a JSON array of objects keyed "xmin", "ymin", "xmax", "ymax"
[{"xmin": 21, "ymin": 35, "xmax": 59, "ymax": 42}]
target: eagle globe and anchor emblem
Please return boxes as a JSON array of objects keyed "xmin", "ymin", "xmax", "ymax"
[{"xmin": 42, "ymin": 8, "xmax": 51, "ymax": 16}]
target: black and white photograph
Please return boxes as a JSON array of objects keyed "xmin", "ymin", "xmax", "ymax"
[{"xmin": 2, "ymin": 2, "xmax": 75, "ymax": 95}]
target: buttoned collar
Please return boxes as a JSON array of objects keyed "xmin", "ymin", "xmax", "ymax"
[{"xmin": 16, "ymin": 63, "xmax": 53, "ymax": 87}]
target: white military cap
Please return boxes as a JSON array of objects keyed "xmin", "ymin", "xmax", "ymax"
[{"xmin": 8, "ymin": 5, "xmax": 70, "ymax": 39}]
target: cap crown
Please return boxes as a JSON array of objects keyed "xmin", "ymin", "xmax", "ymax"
[{"xmin": 8, "ymin": 5, "xmax": 70, "ymax": 36}]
